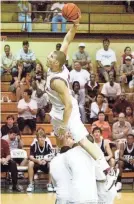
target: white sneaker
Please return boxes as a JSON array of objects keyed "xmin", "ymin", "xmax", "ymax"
[
  {"xmin": 53, "ymin": 186, "xmax": 56, "ymax": 192},
  {"xmin": 116, "ymin": 182, "xmax": 122, "ymax": 192},
  {"xmin": 47, "ymin": 183, "xmax": 54, "ymax": 192},
  {"xmin": 105, "ymin": 168, "xmax": 120, "ymax": 191},
  {"xmin": 27, "ymin": 184, "xmax": 34, "ymax": 192}
]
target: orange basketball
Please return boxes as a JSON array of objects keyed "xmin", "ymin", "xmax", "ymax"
[{"xmin": 62, "ymin": 3, "xmax": 80, "ymax": 21}]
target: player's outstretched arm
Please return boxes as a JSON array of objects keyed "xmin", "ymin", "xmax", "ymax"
[
  {"xmin": 51, "ymin": 79, "xmax": 72, "ymax": 127},
  {"xmin": 60, "ymin": 15, "xmax": 81, "ymax": 55}
]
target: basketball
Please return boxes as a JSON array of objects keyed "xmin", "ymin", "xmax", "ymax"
[{"xmin": 62, "ymin": 3, "xmax": 80, "ymax": 21}]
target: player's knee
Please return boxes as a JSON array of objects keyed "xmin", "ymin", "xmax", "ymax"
[{"xmin": 87, "ymin": 134, "xmax": 94, "ymax": 143}]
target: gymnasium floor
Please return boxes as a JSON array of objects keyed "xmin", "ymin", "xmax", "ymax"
[{"xmin": 1, "ymin": 192, "xmax": 134, "ymax": 204}]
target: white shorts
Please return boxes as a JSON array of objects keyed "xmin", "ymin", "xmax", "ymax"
[
  {"xmin": 55, "ymin": 199, "xmax": 69, "ymax": 204},
  {"xmin": 51, "ymin": 104, "xmax": 89, "ymax": 142}
]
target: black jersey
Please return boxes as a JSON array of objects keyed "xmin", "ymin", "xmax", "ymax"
[
  {"xmin": 30, "ymin": 141, "xmax": 52, "ymax": 160},
  {"xmin": 124, "ymin": 144, "xmax": 134, "ymax": 162}
]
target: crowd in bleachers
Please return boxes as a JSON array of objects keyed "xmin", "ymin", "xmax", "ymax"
[{"xmin": 1, "ymin": 37, "xmax": 134, "ymax": 193}]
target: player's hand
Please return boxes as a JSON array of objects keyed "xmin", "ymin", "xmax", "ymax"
[
  {"xmin": 129, "ymin": 159, "xmax": 134, "ymax": 165},
  {"xmin": 72, "ymin": 11, "xmax": 81, "ymax": 25}
]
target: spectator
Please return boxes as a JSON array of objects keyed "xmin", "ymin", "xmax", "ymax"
[
  {"xmin": 96, "ymin": 38, "xmax": 117, "ymax": 82},
  {"xmin": 120, "ymin": 56, "xmax": 134, "ymax": 85},
  {"xmin": 116, "ymin": 134, "xmax": 134, "ymax": 192},
  {"xmin": 26, "ymin": 129, "xmax": 53, "ymax": 192},
  {"xmin": 1, "ymin": 115, "xmax": 20, "ymax": 137},
  {"xmin": 85, "ymin": 73, "xmax": 100, "ymax": 121},
  {"xmin": 17, "ymin": 40, "xmax": 36, "ymax": 74},
  {"xmin": 112, "ymin": 113, "xmax": 132, "ymax": 148},
  {"xmin": 51, "ymin": 2, "xmax": 66, "ymax": 32},
  {"xmin": 17, "ymin": 89, "xmax": 37, "ymax": 134},
  {"xmin": 9, "ymin": 62, "xmax": 26, "ymax": 102},
  {"xmin": 70, "ymin": 61, "xmax": 90, "ymax": 91},
  {"xmin": 72, "ymin": 81, "xmax": 86, "ymax": 123},
  {"xmin": 92, "ymin": 111, "xmax": 112, "ymax": 140},
  {"xmin": 129, "ymin": 75, "xmax": 134, "ymax": 92},
  {"xmin": 0, "ymin": 139, "xmax": 22, "ymax": 192},
  {"xmin": 90, "ymin": 93, "xmax": 109, "ymax": 123},
  {"xmin": 1, "ymin": 45, "xmax": 17, "ymax": 76},
  {"xmin": 72, "ymin": 43, "xmax": 93, "ymax": 71},
  {"xmin": 32, "ymin": 89, "xmax": 48, "ymax": 122},
  {"xmin": 125, "ymin": 106, "xmax": 134, "ymax": 127},
  {"xmin": 18, "ymin": 0, "xmax": 32, "ymax": 32},
  {"xmin": 31, "ymin": 62, "xmax": 46, "ymax": 92},
  {"xmin": 112, "ymin": 91, "xmax": 132, "ymax": 116},
  {"xmin": 92, "ymin": 127, "xmax": 115, "ymax": 167},
  {"xmin": 101, "ymin": 74, "xmax": 121, "ymax": 108},
  {"xmin": 121, "ymin": 46, "xmax": 133, "ymax": 65}
]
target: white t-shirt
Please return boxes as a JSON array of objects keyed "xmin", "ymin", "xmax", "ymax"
[
  {"xmin": 50, "ymin": 153, "xmax": 71, "ymax": 200},
  {"xmin": 90, "ymin": 102, "xmax": 108, "ymax": 119},
  {"xmin": 51, "ymin": 2, "xmax": 64, "ymax": 15},
  {"xmin": 101, "ymin": 82, "xmax": 121, "ymax": 97},
  {"xmin": 64, "ymin": 146, "xmax": 98, "ymax": 203},
  {"xmin": 69, "ymin": 69, "xmax": 90, "ymax": 89},
  {"xmin": 96, "ymin": 48, "xmax": 116, "ymax": 66},
  {"xmin": 17, "ymin": 98, "xmax": 37, "ymax": 119}
]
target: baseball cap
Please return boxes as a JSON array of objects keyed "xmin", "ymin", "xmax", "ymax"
[
  {"xmin": 125, "ymin": 56, "xmax": 132, "ymax": 60},
  {"xmin": 79, "ymin": 43, "xmax": 85, "ymax": 47},
  {"xmin": 103, "ymin": 59, "xmax": 111, "ymax": 67}
]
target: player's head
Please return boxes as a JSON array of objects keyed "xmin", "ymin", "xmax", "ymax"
[
  {"xmin": 92, "ymin": 127, "xmax": 102, "ymax": 140},
  {"xmin": 46, "ymin": 51, "xmax": 66, "ymax": 72},
  {"xmin": 127, "ymin": 134, "xmax": 134, "ymax": 146}
]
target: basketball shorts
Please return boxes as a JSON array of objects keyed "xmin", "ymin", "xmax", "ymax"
[{"xmin": 55, "ymin": 199, "xmax": 69, "ymax": 204}]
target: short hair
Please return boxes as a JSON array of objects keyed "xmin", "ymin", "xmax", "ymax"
[
  {"xmin": 7, "ymin": 115, "xmax": 15, "ymax": 120},
  {"xmin": 56, "ymin": 43, "xmax": 62, "ymax": 48},
  {"xmin": 4, "ymin": 44, "xmax": 10, "ymax": 49},
  {"xmin": 53, "ymin": 50, "xmax": 66, "ymax": 67},
  {"xmin": 24, "ymin": 89, "xmax": 32, "ymax": 96},
  {"xmin": 60, "ymin": 146, "xmax": 71, "ymax": 153},
  {"xmin": 36, "ymin": 127, "xmax": 46, "ymax": 138},
  {"xmin": 23, "ymin": 40, "xmax": 29, "ymax": 46},
  {"xmin": 8, "ymin": 128, "xmax": 17, "ymax": 134},
  {"xmin": 127, "ymin": 134, "xmax": 134, "ymax": 138},
  {"xmin": 103, "ymin": 38, "xmax": 110, "ymax": 43},
  {"xmin": 98, "ymin": 111, "xmax": 105, "ymax": 116},
  {"xmin": 72, "ymin": 81, "xmax": 80, "ymax": 90},
  {"xmin": 92, "ymin": 127, "xmax": 102, "ymax": 134},
  {"xmin": 124, "ymin": 46, "xmax": 131, "ymax": 53}
]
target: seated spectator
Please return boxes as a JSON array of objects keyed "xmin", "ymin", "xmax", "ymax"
[
  {"xmin": 85, "ymin": 73, "xmax": 100, "ymax": 121},
  {"xmin": 26, "ymin": 129, "xmax": 53, "ymax": 192},
  {"xmin": 1, "ymin": 45, "xmax": 17, "ymax": 76},
  {"xmin": 17, "ymin": 40, "xmax": 36, "ymax": 74},
  {"xmin": 96, "ymin": 38, "xmax": 117, "ymax": 82},
  {"xmin": 92, "ymin": 127, "xmax": 115, "ymax": 167},
  {"xmin": 112, "ymin": 91, "xmax": 132, "ymax": 116},
  {"xmin": 72, "ymin": 43, "xmax": 93, "ymax": 72},
  {"xmin": 72, "ymin": 81, "xmax": 85, "ymax": 123},
  {"xmin": 120, "ymin": 56, "xmax": 134, "ymax": 85},
  {"xmin": 116, "ymin": 134, "xmax": 134, "ymax": 192},
  {"xmin": 0, "ymin": 139, "xmax": 22, "ymax": 192},
  {"xmin": 90, "ymin": 93, "xmax": 109, "ymax": 123},
  {"xmin": 1, "ymin": 115, "xmax": 20, "ymax": 137},
  {"xmin": 31, "ymin": 62, "xmax": 46, "ymax": 92},
  {"xmin": 121, "ymin": 46, "xmax": 133, "ymax": 65},
  {"xmin": 18, "ymin": 0, "xmax": 32, "ymax": 32},
  {"xmin": 112, "ymin": 113, "xmax": 132, "ymax": 148},
  {"xmin": 101, "ymin": 74, "xmax": 121, "ymax": 108},
  {"xmin": 17, "ymin": 89, "xmax": 37, "ymax": 134},
  {"xmin": 125, "ymin": 106, "xmax": 134, "ymax": 127},
  {"xmin": 9, "ymin": 62, "xmax": 26, "ymax": 102},
  {"xmin": 32, "ymin": 89, "xmax": 48, "ymax": 123},
  {"xmin": 51, "ymin": 2, "xmax": 66, "ymax": 32},
  {"xmin": 70, "ymin": 61, "xmax": 90, "ymax": 91},
  {"xmin": 92, "ymin": 111, "xmax": 112, "ymax": 140}
]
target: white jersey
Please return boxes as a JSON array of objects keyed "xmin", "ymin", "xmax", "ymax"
[
  {"xmin": 50, "ymin": 153, "xmax": 71, "ymax": 200},
  {"xmin": 64, "ymin": 146, "xmax": 98, "ymax": 203},
  {"xmin": 46, "ymin": 66, "xmax": 78, "ymax": 120}
]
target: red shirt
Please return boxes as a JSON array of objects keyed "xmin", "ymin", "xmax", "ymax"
[{"xmin": 0, "ymin": 139, "xmax": 10, "ymax": 158}]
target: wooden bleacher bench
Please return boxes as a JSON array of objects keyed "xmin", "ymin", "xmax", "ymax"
[{"xmin": 122, "ymin": 171, "xmax": 134, "ymax": 190}]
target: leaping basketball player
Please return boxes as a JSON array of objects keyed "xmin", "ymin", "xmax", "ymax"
[{"xmin": 45, "ymin": 13, "xmax": 119, "ymax": 190}]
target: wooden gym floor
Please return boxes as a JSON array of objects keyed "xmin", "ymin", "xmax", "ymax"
[{"xmin": 1, "ymin": 192, "xmax": 134, "ymax": 204}]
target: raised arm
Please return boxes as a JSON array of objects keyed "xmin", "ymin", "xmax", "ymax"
[{"xmin": 60, "ymin": 15, "xmax": 81, "ymax": 55}]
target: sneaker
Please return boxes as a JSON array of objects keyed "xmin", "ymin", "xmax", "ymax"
[
  {"xmin": 105, "ymin": 168, "xmax": 119, "ymax": 191},
  {"xmin": 53, "ymin": 186, "xmax": 56, "ymax": 192},
  {"xmin": 116, "ymin": 182, "xmax": 122, "ymax": 192},
  {"xmin": 47, "ymin": 183, "xmax": 54, "ymax": 192},
  {"xmin": 26, "ymin": 184, "xmax": 34, "ymax": 192}
]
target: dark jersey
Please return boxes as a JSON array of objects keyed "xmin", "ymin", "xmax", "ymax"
[
  {"xmin": 30, "ymin": 141, "xmax": 52, "ymax": 160},
  {"xmin": 124, "ymin": 144, "xmax": 134, "ymax": 162}
]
